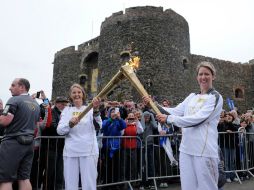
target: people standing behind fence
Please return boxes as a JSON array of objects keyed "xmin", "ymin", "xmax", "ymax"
[
  {"xmin": 41, "ymin": 96, "xmax": 68, "ymax": 190},
  {"xmin": 100, "ymin": 107, "xmax": 126, "ymax": 188},
  {"xmin": 99, "ymin": 99, "xmax": 108, "ymax": 121},
  {"xmin": 161, "ymin": 98, "xmax": 171, "ymax": 108},
  {"xmin": 219, "ymin": 112, "xmax": 239, "ymax": 183},
  {"xmin": 57, "ymin": 83, "xmax": 102, "ymax": 190},
  {"xmin": 0, "ymin": 98, "xmax": 3, "ymax": 110},
  {"xmin": 122, "ymin": 112, "xmax": 143, "ymax": 181},
  {"xmin": 139, "ymin": 111, "xmax": 158, "ymax": 189},
  {"xmin": 230, "ymin": 110, "xmax": 240, "ymax": 125},
  {"xmin": 243, "ymin": 111, "xmax": 254, "ymax": 175},
  {"xmin": 0, "ymin": 98, "xmax": 4, "ymax": 136},
  {"xmin": 0, "ymin": 78, "xmax": 40, "ymax": 190},
  {"xmin": 237, "ymin": 118, "xmax": 251, "ymax": 181},
  {"xmin": 30, "ymin": 91, "xmax": 52, "ymax": 189}
]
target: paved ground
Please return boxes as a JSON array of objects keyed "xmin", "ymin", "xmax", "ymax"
[
  {"xmin": 102, "ymin": 177, "xmax": 254, "ymax": 189},
  {"xmin": 153, "ymin": 177, "xmax": 254, "ymax": 190}
]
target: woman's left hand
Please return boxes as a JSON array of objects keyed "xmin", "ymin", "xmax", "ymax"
[
  {"xmin": 156, "ymin": 114, "xmax": 167, "ymax": 123},
  {"xmin": 92, "ymin": 97, "xmax": 101, "ymax": 109}
]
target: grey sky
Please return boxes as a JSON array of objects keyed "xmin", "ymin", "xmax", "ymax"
[{"xmin": 0, "ymin": 0, "xmax": 253, "ymax": 105}]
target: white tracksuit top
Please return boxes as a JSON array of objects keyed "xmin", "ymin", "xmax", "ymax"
[
  {"xmin": 57, "ymin": 106, "xmax": 102, "ymax": 157},
  {"xmin": 164, "ymin": 92, "xmax": 223, "ymax": 158}
]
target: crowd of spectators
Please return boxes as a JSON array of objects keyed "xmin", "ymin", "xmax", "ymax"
[
  {"xmin": 1, "ymin": 92, "xmax": 254, "ymax": 189},
  {"xmin": 217, "ymin": 108, "xmax": 254, "ymax": 182}
]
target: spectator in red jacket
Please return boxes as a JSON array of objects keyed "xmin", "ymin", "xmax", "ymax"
[{"xmin": 122, "ymin": 112, "xmax": 143, "ymax": 180}]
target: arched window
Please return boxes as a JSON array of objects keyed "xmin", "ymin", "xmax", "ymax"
[
  {"xmin": 234, "ymin": 88, "xmax": 244, "ymax": 99},
  {"xmin": 81, "ymin": 52, "xmax": 99, "ymax": 98},
  {"xmin": 120, "ymin": 51, "xmax": 131, "ymax": 63},
  {"xmin": 79, "ymin": 75, "xmax": 87, "ymax": 86},
  {"xmin": 181, "ymin": 56, "xmax": 188, "ymax": 70}
]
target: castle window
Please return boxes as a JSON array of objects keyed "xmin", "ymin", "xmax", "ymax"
[
  {"xmin": 234, "ymin": 88, "xmax": 244, "ymax": 99},
  {"xmin": 79, "ymin": 75, "xmax": 87, "ymax": 85},
  {"xmin": 233, "ymin": 86, "xmax": 244, "ymax": 100},
  {"xmin": 84, "ymin": 52, "xmax": 98, "ymax": 63},
  {"xmin": 120, "ymin": 51, "xmax": 131, "ymax": 63},
  {"xmin": 182, "ymin": 57, "xmax": 188, "ymax": 69}
]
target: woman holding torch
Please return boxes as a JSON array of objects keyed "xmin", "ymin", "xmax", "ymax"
[
  {"xmin": 57, "ymin": 83, "xmax": 102, "ymax": 190},
  {"xmin": 144, "ymin": 61, "xmax": 223, "ymax": 190}
]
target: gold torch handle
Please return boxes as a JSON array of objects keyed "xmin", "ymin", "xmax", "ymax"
[
  {"xmin": 70, "ymin": 70, "xmax": 124, "ymax": 128},
  {"xmin": 120, "ymin": 65, "xmax": 161, "ymax": 115}
]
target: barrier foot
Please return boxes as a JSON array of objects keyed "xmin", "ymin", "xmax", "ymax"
[
  {"xmin": 247, "ymin": 170, "xmax": 254, "ymax": 178},
  {"xmin": 127, "ymin": 182, "xmax": 133, "ymax": 190},
  {"xmin": 153, "ymin": 178, "xmax": 158, "ymax": 190},
  {"xmin": 235, "ymin": 172, "xmax": 242, "ymax": 184}
]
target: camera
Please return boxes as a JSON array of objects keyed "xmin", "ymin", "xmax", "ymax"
[
  {"xmin": 43, "ymin": 98, "xmax": 49, "ymax": 105},
  {"xmin": 115, "ymin": 107, "xmax": 119, "ymax": 114},
  {"xmin": 2, "ymin": 105, "xmax": 10, "ymax": 116},
  {"xmin": 36, "ymin": 91, "xmax": 41, "ymax": 99}
]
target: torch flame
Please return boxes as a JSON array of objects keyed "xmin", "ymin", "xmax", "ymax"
[{"xmin": 126, "ymin": 56, "xmax": 140, "ymax": 69}]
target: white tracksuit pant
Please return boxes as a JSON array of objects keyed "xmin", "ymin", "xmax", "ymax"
[
  {"xmin": 64, "ymin": 155, "xmax": 98, "ymax": 190},
  {"xmin": 180, "ymin": 152, "xmax": 219, "ymax": 190}
]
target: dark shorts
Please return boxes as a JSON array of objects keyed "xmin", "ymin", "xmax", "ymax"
[{"xmin": 0, "ymin": 138, "xmax": 34, "ymax": 182}]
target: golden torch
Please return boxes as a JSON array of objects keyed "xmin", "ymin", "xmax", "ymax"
[
  {"xmin": 121, "ymin": 57, "xmax": 161, "ymax": 114},
  {"xmin": 70, "ymin": 55, "xmax": 161, "ymax": 128}
]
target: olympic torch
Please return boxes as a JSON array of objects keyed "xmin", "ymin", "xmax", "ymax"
[
  {"xmin": 70, "ymin": 54, "xmax": 161, "ymax": 128},
  {"xmin": 120, "ymin": 58, "xmax": 161, "ymax": 114}
]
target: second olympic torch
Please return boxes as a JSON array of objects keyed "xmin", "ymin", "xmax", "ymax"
[
  {"xmin": 70, "ymin": 55, "xmax": 161, "ymax": 128},
  {"xmin": 120, "ymin": 63, "xmax": 161, "ymax": 114}
]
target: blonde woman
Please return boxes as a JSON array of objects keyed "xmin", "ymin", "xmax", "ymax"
[
  {"xmin": 144, "ymin": 62, "xmax": 223, "ymax": 190},
  {"xmin": 57, "ymin": 83, "xmax": 102, "ymax": 190}
]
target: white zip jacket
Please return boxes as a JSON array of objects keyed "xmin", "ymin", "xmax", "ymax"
[
  {"xmin": 164, "ymin": 92, "xmax": 223, "ymax": 158},
  {"xmin": 57, "ymin": 106, "xmax": 102, "ymax": 157}
]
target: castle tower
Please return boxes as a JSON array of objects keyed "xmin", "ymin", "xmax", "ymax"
[
  {"xmin": 98, "ymin": 6, "xmax": 191, "ymax": 102},
  {"xmin": 51, "ymin": 6, "xmax": 254, "ymax": 111}
]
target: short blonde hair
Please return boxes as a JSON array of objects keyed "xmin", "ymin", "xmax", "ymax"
[
  {"xmin": 196, "ymin": 61, "xmax": 216, "ymax": 76},
  {"xmin": 69, "ymin": 83, "xmax": 86, "ymax": 103}
]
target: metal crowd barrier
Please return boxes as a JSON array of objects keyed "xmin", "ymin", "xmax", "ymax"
[
  {"xmin": 246, "ymin": 132, "xmax": 254, "ymax": 175},
  {"xmin": 217, "ymin": 131, "xmax": 254, "ymax": 184},
  {"xmin": 143, "ymin": 131, "xmax": 254, "ymax": 188},
  {"xmin": 97, "ymin": 136, "xmax": 142, "ymax": 190},
  {"xmin": 31, "ymin": 136, "xmax": 65, "ymax": 190},
  {"xmin": 144, "ymin": 134, "xmax": 181, "ymax": 190},
  {"xmin": 31, "ymin": 136, "xmax": 142, "ymax": 190},
  {"xmin": 1, "ymin": 131, "xmax": 254, "ymax": 189}
]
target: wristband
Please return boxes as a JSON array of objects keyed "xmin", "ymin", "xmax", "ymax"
[{"xmin": 166, "ymin": 115, "xmax": 169, "ymax": 124}]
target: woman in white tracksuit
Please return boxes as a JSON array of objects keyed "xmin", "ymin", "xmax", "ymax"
[
  {"xmin": 57, "ymin": 83, "xmax": 102, "ymax": 190},
  {"xmin": 145, "ymin": 61, "xmax": 223, "ymax": 190}
]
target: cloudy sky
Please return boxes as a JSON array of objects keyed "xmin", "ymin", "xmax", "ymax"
[{"xmin": 0, "ymin": 0, "xmax": 253, "ymax": 104}]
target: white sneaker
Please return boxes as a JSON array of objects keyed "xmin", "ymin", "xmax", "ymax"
[
  {"xmin": 226, "ymin": 178, "xmax": 232, "ymax": 183},
  {"xmin": 233, "ymin": 177, "xmax": 238, "ymax": 182},
  {"xmin": 163, "ymin": 183, "xmax": 168, "ymax": 188},
  {"xmin": 159, "ymin": 183, "xmax": 164, "ymax": 188}
]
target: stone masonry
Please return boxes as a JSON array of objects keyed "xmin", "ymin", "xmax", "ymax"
[{"xmin": 52, "ymin": 6, "xmax": 254, "ymax": 112}]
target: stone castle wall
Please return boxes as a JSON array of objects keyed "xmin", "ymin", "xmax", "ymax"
[{"xmin": 52, "ymin": 6, "xmax": 254, "ymax": 112}]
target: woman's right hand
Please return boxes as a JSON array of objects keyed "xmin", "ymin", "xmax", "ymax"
[
  {"xmin": 142, "ymin": 95, "xmax": 152, "ymax": 106},
  {"xmin": 69, "ymin": 116, "xmax": 80, "ymax": 127}
]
